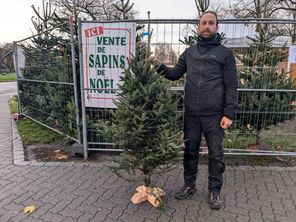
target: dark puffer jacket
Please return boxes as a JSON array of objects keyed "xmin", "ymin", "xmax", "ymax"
[{"xmin": 156, "ymin": 33, "xmax": 238, "ymax": 120}]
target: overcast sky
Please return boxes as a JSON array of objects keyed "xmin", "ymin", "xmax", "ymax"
[{"xmin": 0, "ymin": 0, "xmax": 203, "ymax": 43}]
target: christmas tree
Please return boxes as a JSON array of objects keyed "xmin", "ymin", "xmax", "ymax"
[
  {"xmin": 236, "ymin": 26, "xmax": 296, "ymax": 137},
  {"xmin": 98, "ymin": 43, "xmax": 183, "ymax": 207},
  {"xmin": 20, "ymin": 0, "xmax": 77, "ymax": 137}
]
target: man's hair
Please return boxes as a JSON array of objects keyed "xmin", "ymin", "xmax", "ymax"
[{"xmin": 199, "ymin": 11, "xmax": 218, "ymax": 26}]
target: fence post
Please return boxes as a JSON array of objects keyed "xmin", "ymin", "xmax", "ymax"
[
  {"xmin": 78, "ymin": 18, "xmax": 88, "ymax": 159},
  {"xmin": 13, "ymin": 41, "xmax": 22, "ymax": 115},
  {"xmin": 70, "ymin": 16, "xmax": 82, "ymax": 144},
  {"xmin": 147, "ymin": 11, "xmax": 151, "ymax": 57}
]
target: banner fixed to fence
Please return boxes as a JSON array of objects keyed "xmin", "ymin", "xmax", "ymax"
[{"xmin": 81, "ymin": 22, "xmax": 136, "ymax": 108}]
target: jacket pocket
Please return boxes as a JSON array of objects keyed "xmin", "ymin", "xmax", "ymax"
[{"xmin": 200, "ymin": 86, "xmax": 223, "ymax": 111}]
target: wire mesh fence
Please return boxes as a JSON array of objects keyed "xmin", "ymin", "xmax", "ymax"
[
  {"xmin": 80, "ymin": 19, "xmax": 296, "ymax": 156},
  {"xmin": 14, "ymin": 18, "xmax": 296, "ymax": 157},
  {"xmin": 14, "ymin": 22, "xmax": 80, "ymax": 142}
]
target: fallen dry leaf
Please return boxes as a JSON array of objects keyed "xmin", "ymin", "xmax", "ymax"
[{"xmin": 23, "ymin": 205, "xmax": 36, "ymax": 214}]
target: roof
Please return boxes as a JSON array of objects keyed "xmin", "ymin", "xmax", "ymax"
[{"xmin": 218, "ymin": 23, "xmax": 291, "ymax": 48}]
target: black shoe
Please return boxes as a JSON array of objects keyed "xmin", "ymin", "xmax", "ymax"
[
  {"xmin": 209, "ymin": 192, "xmax": 222, "ymax": 210},
  {"xmin": 174, "ymin": 185, "xmax": 197, "ymax": 200}
]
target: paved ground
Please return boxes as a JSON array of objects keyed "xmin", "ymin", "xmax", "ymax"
[{"xmin": 1, "ymin": 82, "xmax": 296, "ymax": 222}]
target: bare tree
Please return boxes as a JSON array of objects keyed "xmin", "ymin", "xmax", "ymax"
[
  {"xmin": 50, "ymin": 0, "xmax": 136, "ymax": 21},
  {"xmin": 275, "ymin": 0, "xmax": 296, "ymax": 42},
  {"xmin": 222, "ymin": 0, "xmax": 296, "ymax": 41},
  {"xmin": 192, "ymin": 0, "xmax": 234, "ymax": 20},
  {"xmin": 154, "ymin": 43, "xmax": 177, "ymax": 65},
  {"xmin": 113, "ymin": 0, "xmax": 136, "ymax": 20},
  {"xmin": 195, "ymin": 0, "xmax": 210, "ymax": 16},
  {"xmin": 226, "ymin": 0, "xmax": 296, "ymax": 18},
  {"xmin": 31, "ymin": 0, "xmax": 55, "ymax": 35},
  {"xmin": 0, "ymin": 43, "xmax": 14, "ymax": 73}
]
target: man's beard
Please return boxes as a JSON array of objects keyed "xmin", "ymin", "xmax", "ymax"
[{"xmin": 200, "ymin": 31, "xmax": 216, "ymax": 38}]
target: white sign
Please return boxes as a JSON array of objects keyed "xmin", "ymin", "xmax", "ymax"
[
  {"xmin": 81, "ymin": 22, "xmax": 136, "ymax": 108},
  {"xmin": 288, "ymin": 45, "xmax": 296, "ymax": 64}
]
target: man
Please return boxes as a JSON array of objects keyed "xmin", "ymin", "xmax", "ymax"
[{"xmin": 155, "ymin": 11, "xmax": 238, "ymax": 210}]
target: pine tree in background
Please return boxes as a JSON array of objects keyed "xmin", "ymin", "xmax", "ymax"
[
  {"xmin": 20, "ymin": 0, "xmax": 77, "ymax": 137},
  {"xmin": 236, "ymin": 29, "xmax": 287, "ymax": 67},
  {"xmin": 236, "ymin": 26, "xmax": 296, "ymax": 137},
  {"xmin": 98, "ymin": 43, "xmax": 183, "ymax": 205}
]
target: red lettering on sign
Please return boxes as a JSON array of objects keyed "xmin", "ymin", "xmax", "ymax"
[{"xmin": 84, "ymin": 26, "xmax": 104, "ymax": 37}]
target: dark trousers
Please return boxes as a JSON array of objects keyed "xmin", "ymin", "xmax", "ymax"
[{"xmin": 183, "ymin": 114, "xmax": 225, "ymax": 194}]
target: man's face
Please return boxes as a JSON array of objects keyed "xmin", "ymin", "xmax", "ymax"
[{"xmin": 198, "ymin": 13, "xmax": 218, "ymax": 38}]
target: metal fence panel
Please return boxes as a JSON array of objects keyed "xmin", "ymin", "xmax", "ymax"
[
  {"xmin": 14, "ymin": 22, "xmax": 80, "ymax": 142},
  {"xmin": 79, "ymin": 18, "xmax": 296, "ymax": 156},
  {"xmin": 15, "ymin": 18, "xmax": 296, "ymax": 157}
]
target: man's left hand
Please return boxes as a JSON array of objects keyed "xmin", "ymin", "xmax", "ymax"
[{"xmin": 220, "ymin": 116, "xmax": 233, "ymax": 129}]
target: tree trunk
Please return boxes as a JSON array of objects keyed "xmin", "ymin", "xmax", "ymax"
[{"xmin": 144, "ymin": 175, "xmax": 151, "ymax": 187}]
